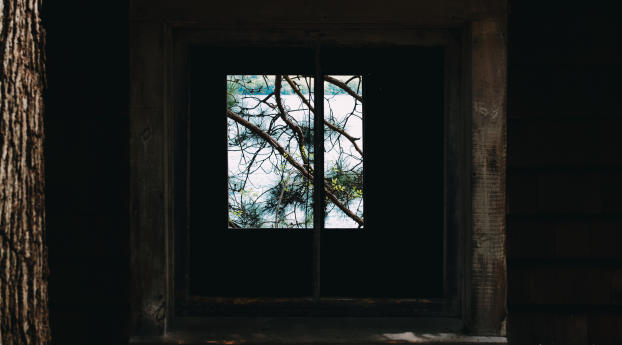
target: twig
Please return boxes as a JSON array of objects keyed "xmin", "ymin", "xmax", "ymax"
[
  {"xmin": 325, "ymin": 75, "xmax": 363, "ymax": 103},
  {"xmin": 284, "ymin": 75, "xmax": 363, "ymax": 156},
  {"xmin": 227, "ymin": 109, "xmax": 364, "ymax": 226},
  {"xmin": 274, "ymin": 172, "xmax": 292, "ymax": 228}
]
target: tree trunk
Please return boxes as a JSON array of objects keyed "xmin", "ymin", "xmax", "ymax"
[{"xmin": 0, "ymin": 0, "xmax": 50, "ymax": 344}]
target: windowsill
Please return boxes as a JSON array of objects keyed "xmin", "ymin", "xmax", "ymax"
[{"xmin": 130, "ymin": 317, "xmax": 507, "ymax": 344}]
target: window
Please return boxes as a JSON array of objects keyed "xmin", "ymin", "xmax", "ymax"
[
  {"xmin": 130, "ymin": 24, "xmax": 507, "ymax": 338},
  {"xmin": 179, "ymin": 46, "xmax": 448, "ymax": 314}
]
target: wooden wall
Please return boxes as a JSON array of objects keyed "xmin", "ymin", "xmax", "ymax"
[
  {"xmin": 41, "ymin": 0, "xmax": 620, "ymax": 344},
  {"xmin": 507, "ymin": 2, "xmax": 621, "ymax": 344}
]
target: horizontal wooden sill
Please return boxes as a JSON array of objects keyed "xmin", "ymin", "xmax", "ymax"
[{"xmin": 130, "ymin": 317, "xmax": 507, "ymax": 345}]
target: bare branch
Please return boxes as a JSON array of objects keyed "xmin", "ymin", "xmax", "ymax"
[
  {"xmin": 227, "ymin": 109, "xmax": 364, "ymax": 226},
  {"xmin": 284, "ymin": 75, "xmax": 363, "ymax": 156},
  {"xmin": 274, "ymin": 76, "xmax": 309, "ymax": 164},
  {"xmin": 274, "ymin": 172, "xmax": 292, "ymax": 228},
  {"xmin": 325, "ymin": 75, "xmax": 363, "ymax": 103},
  {"xmin": 284, "ymin": 75, "xmax": 315, "ymax": 111},
  {"xmin": 324, "ymin": 188, "xmax": 364, "ymax": 226},
  {"xmin": 227, "ymin": 110, "xmax": 311, "ymax": 179}
]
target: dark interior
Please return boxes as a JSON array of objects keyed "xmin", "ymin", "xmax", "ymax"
[
  {"xmin": 188, "ymin": 47, "xmax": 315, "ymax": 298},
  {"xmin": 186, "ymin": 47, "xmax": 443, "ymax": 301},
  {"xmin": 321, "ymin": 47, "xmax": 445, "ymax": 298},
  {"xmin": 43, "ymin": 1, "xmax": 621, "ymax": 344}
]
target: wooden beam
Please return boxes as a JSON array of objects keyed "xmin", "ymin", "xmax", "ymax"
[
  {"xmin": 130, "ymin": 21, "xmax": 169, "ymax": 336},
  {"xmin": 469, "ymin": 20, "xmax": 508, "ymax": 336}
]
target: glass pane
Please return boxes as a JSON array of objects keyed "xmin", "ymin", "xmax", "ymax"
[
  {"xmin": 321, "ymin": 47, "xmax": 444, "ymax": 298},
  {"xmin": 324, "ymin": 75, "xmax": 364, "ymax": 228},
  {"xmin": 227, "ymin": 75, "xmax": 314, "ymax": 228}
]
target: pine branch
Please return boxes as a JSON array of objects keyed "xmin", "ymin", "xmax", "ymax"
[
  {"xmin": 284, "ymin": 75, "xmax": 363, "ymax": 156},
  {"xmin": 227, "ymin": 109, "xmax": 364, "ymax": 226},
  {"xmin": 274, "ymin": 171, "xmax": 292, "ymax": 228},
  {"xmin": 274, "ymin": 76, "xmax": 309, "ymax": 165},
  {"xmin": 227, "ymin": 110, "xmax": 312, "ymax": 179},
  {"xmin": 324, "ymin": 188, "xmax": 364, "ymax": 226},
  {"xmin": 324, "ymin": 75, "xmax": 363, "ymax": 103}
]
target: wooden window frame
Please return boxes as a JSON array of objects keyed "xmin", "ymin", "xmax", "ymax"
[
  {"xmin": 130, "ymin": 23, "xmax": 507, "ymax": 340},
  {"xmin": 179, "ymin": 44, "xmax": 451, "ymax": 315}
]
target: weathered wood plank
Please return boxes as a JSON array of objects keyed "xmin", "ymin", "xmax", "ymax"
[
  {"xmin": 588, "ymin": 313, "xmax": 622, "ymax": 344},
  {"xmin": 509, "ymin": 266, "xmax": 622, "ymax": 305},
  {"xmin": 469, "ymin": 20, "xmax": 508, "ymax": 335},
  {"xmin": 511, "ymin": 312, "xmax": 622, "ymax": 345},
  {"xmin": 130, "ymin": 107, "xmax": 168, "ymax": 335},
  {"xmin": 508, "ymin": 218, "xmax": 622, "ymax": 260},
  {"xmin": 130, "ymin": 317, "xmax": 506, "ymax": 345},
  {"xmin": 509, "ymin": 312, "xmax": 588, "ymax": 345},
  {"xmin": 508, "ymin": 65, "xmax": 619, "ymax": 120},
  {"xmin": 130, "ymin": 20, "xmax": 168, "ymax": 336},
  {"xmin": 130, "ymin": 21, "xmax": 165, "ymax": 110},
  {"xmin": 129, "ymin": 0, "xmax": 506, "ymax": 26},
  {"xmin": 508, "ymin": 170, "xmax": 622, "ymax": 215},
  {"xmin": 171, "ymin": 27, "xmax": 453, "ymax": 47},
  {"xmin": 508, "ymin": 119, "xmax": 622, "ymax": 167}
]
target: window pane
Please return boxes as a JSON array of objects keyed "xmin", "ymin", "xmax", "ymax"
[
  {"xmin": 227, "ymin": 75, "xmax": 314, "ymax": 228},
  {"xmin": 188, "ymin": 48, "xmax": 315, "ymax": 298},
  {"xmin": 320, "ymin": 47, "xmax": 444, "ymax": 298},
  {"xmin": 324, "ymin": 75, "xmax": 364, "ymax": 228}
]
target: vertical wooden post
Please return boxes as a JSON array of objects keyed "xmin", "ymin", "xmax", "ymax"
[
  {"xmin": 469, "ymin": 20, "xmax": 508, "ymax": 336},
  {"xmin": 129, "ymin": 20, "xmax": 168, "ymax": 335}
]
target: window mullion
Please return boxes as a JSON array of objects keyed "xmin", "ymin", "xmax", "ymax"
[{"xmin": 312, "ymin": 46, "xmax": 324, "ymax": 300}]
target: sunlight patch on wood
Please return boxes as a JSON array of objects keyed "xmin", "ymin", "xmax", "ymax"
[{"xmin": 381, "ymin": 331, "xmax": 507, "ymax": 343}]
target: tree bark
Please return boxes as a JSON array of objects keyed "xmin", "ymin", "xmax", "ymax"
[{"xmin": 0, "ymin": 0, "xmax": 50, "ymax": 344}]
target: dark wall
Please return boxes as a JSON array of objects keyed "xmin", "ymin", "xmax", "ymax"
[
  {"xmin": 507, "ymin": 1, "xmax": 621, "ymax": 344},
  {"xmin": 42, "ymin": 1, "xmax": 620, "ymax": 344},
  {"xmin": 43, "ymin": 2, "xmax": 129, "ymax": 345}
]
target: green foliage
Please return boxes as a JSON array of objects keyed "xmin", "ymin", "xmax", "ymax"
[
  {"xmin": 298, "ymin": 122, "xmax": 314, "ymax": 148},
  {"xmin": 227, "ymin": 74, "xmax": 363, "ymax": 228},
  {"xmin": 227, "ymin": 79, "xmax": 238, "ymax": 108},
  {"xmin": 326, "ymin": 164, "xmax": 363, "ymax": 206},
  {"xmin": 230, "ymin": 202, "xmax": 264, "ymax": 228},
  {"xmin": 264, "ymin": 173, "xmax": 312, "ymax": 213}
]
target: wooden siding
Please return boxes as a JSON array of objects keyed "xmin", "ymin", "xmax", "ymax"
[{"xmin": 507, "ymin": 1, "xmax": 621, "ymax": 343}]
